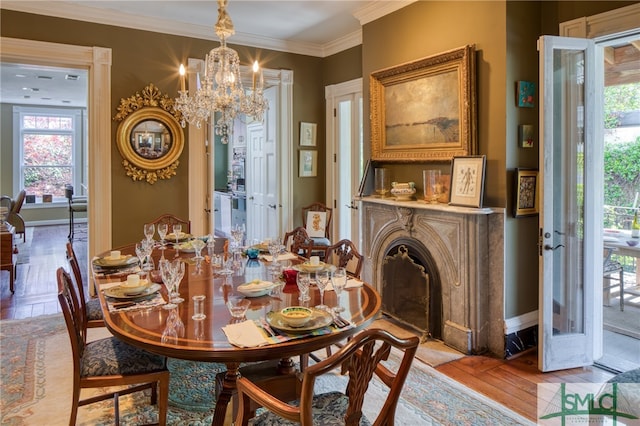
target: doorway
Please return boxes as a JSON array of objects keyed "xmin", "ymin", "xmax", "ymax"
[
  {"xmin": 0, "ymin": 37, "xmax": 113, "ymax": 264},
  {"xmin": 325, "ymin": 78, "xmax": 363, "ymax": 244}
]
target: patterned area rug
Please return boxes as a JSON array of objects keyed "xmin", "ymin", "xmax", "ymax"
[{"xmin": 0, "ymin": 314, "xmax": 534, "ymax": 425}]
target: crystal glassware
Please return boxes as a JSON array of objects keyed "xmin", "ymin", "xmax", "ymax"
[
  {"xmin": 315, "ymin": 269, "xmax": 330, "ymax": 311},
  {"xmin": 331, "ymin": 267, "xmax": 347, "ymax": 313},
  {"xmin": 144, "ymin": 223, "xmax": 155, "ymax": 243},
  {"xmin": 172, "ymin": 224, "xmax": 182, "ymax": 245},
  {"xmin": 191, "ymin": 238, "xmax": 206, "ymax": 259},
  {"xmin": 157, "ymin": 223, "xmax": 168, "ymax": 252},
  {"xmin": 170, "ymin": 259, "xmax": 185, "ymax": 303},
  {"xmin": 423, "ymin": 169, "xmax": 441, "ymax": 203},
  {"xmin": 297, "ymin": 271, "xmax": 311, "ymax": 302},
  {"xmin": 159, "ymin": 259, "xmax": 177, "ymax": 310}
]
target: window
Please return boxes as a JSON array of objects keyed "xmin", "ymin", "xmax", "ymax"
[{"xmin": 13, "ymin": 106, "xmax": 84, "ymax": 200}]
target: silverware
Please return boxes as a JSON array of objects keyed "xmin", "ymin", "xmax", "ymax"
[
  {"xmin": 259, "ymin": 318, "xmax": 277, "ymax": 337},
  {"xmin": 112, "ymin": 301, "xmax": 136, "ymax": 309}
]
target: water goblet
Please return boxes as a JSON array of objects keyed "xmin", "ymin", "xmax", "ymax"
[
  {"xmin": 170, "ymin": 259, "xmax": 185, "ymax": 303},
  {"xmin": 191, "ymin": 238, "xmax": 206, "ymax": 259},
  {"xmin": 172, "ymin": 223, "xmax": 182, "ymax": 245},
  {"xmin": 135, "ymin": 241, "xmax": 145, "ymax": 269},
  {"xmin": 144, "ymin": 223, "xmax": 155, "ymax": 244},
  {"xmin": 331, "ymin": 267, "xmax": 347, "ymax": 313},
  {"xmin": 297, "ymin": 271, "xmax": 311, "ymax": 302},
  {"xmin": 226, "ymin": 294, "xmax": 250, "ymax": 319},
  {"xmin": 315, "ymin": 270, "xmax": 330, "ymax": 311},
  {"xmin": 157, "ymin": 223, "xmax": 168, "ymax": 253},
  {"xmin": 160, "ymin": 259, "xmax": 177, "ymax": 309}
]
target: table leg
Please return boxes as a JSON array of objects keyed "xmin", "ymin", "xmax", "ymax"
[
  {"xmin": 212, "ymin": 362, "xmax": 240, "ymax": 426},
  {"xmin": 276, "ymin": 357, "xmax": 296, "ymax": 375}
]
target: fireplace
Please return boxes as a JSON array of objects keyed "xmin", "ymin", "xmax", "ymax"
[{"xmin": 360, "ymin": 197, "xmax": 504, "ymax": 355}]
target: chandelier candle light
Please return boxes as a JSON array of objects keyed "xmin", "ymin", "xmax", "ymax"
[{"xmin": 175, "ymin": 0, "xmax": 268, "ymax": 144}]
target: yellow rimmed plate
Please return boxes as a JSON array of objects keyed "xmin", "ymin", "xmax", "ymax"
[
  {"xmin": 266, "ymin": 308, "xmax": 333, "ymax": 333},
  {"xmin": 292, "ymin": 262, "xmax": 335, "ymax": 273},
  {"xmin": 237, "ymin": 280, "xmax": 275, "ymax": 298},
  {"xmin": 103, "ymin": 283, "xmax": 161, "ymax": 300},
  {"xmin": 166, "ymin": 232, "xmax": 192, "ymax": 242},
  {"xmin": 93, "ymin": 255, "xmax": 138, "ymax": 268}
]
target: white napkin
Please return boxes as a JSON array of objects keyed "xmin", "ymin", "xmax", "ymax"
[
  {"xmin": 326, "ymin": 278, "xmax": 364, "ymax": 291},
  {"xmin": 222, "ymin": 320, "xmax": 270, "ymax": 348},
  {"xmin": 260, "ymin": 252, "xmax": 298, "ymax": 262}
]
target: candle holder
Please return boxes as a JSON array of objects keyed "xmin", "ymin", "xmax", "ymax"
[
  {"xmin": 423, "ymin": 170, "xmax": 442, "ymax": 203},
  {"xmin": 374, "ymin": 168, "xmax": 390, "ymax": 198}
]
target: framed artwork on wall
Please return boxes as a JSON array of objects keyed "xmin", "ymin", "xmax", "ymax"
[
  {"xmin": 448, "ymin": 155, "xmax": 486, "ymax": 208},
  {"xmin": 513, "ymin": 168, "xmax": 539, "ymax": 217},
  {"xmin": 370, "ymin": 45, "xmax": 477, "ymax": 161},
  {"xmin": 299, "ymin": 150, "xmax": 317, "ymax": 177},
  {"xmin": 518, "ymin": 124, "xmax": 534, "ymax": 148},
  {"xmin": 516, "ymin": 81, "xmax": 536, "ymax": 107},
  {"xmin": 299, "ymin": 122, "xmax": 317, "ymax": 146}
]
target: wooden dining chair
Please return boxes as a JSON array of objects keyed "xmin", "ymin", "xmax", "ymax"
[
  {"xmin": 323, "ymin": 239, "xmax": 364, "ymax": 279},
  {"xmin": 150, "ymin": 213, "xmax": 191, "ymax": 233},
  {"xmin": 57, "ymin": 267, "xmax": 170, "ymax": 426},
  {"xmin": 65, "ymin": 184, "xmax": 87, "ymax": 241},
  {"xmin": 66, "ymin": 242, "xmax": 104, "ymax": 339},
  {"xmin": 282, "ymin": 226, "xmax": 315, "ymax": 259},
  {"xmin": 301, "ymin": 202, "xmax": 332, "ymax": 258},
  {"xmin": 234, "ymin": 328, "xmax": 419, "ymax": 426}
]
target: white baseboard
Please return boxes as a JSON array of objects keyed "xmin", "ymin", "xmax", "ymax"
[
  {"xmin": 504, "ymin": 310, "xmax": 538, "ymax": 335},
  {"xmin": 25, "ymin": 218, "xmax": 87, "ymax": 227}
]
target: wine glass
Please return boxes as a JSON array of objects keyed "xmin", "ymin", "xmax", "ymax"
[
  {"xmin": 191, "ymin": 238, "xmax": 206, "ymax": 259},
  {"xmin": 143, "ymin": 223, "xmax": 155, "ymax": 244},
  {"xmin": 160, "ymin": 259, "xmax": 177, "ymax": 310},
  {"xmin": 157, "ymin": 223, "xmax": 168, "ymax": 253},
  {"xmin": 161, "ymin": 310, "xmax": 178, "ymax": 344},
  {"xmin": 315, "ymin": 270, "xmax": 330, "ymax": 311},
  {"xmin": 331, "ymin": 267, "xmax": 347, "ymax": 313},
  {"xmin": 297, "ymin": 271, "xmax": 311, "ymax": 302},
  {"xmin": 267, "ymin": 239, "xmax": 281, "ymax": 271},
  {"xmin": 172, "ymin": 224, "xmax": 182, "ymax": 245},
  {"xmin": 170, "ymin": 259, "xmax": 185, "ymax": 303}
]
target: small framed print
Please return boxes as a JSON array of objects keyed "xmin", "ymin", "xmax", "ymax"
[
  {"xmin": 299, "ymin": 150, "xmax": 317, "ymax": 177},
  {"xmin": 449, "ymin": 155, "xmax": 486, "ymax": 208},
  {"xmin": 42, "ymin": 194, "xmax": 53, "ymax": 203},
  {"xmin": 299, "ymin": 122, "xmax": 317, "ymax": 146},
  {"xmin": 516, "ymin": 81, "xmax": 536, "ymax": 107},
  {"xmin": 518, "ymin": 124, "xmax": 534, "ymax": 148},
  {"xmin": 513, "ymin": 169, "xmax": 539, "ymax": 217}
]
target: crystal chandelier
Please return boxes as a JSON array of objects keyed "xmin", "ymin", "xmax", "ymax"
[{"xmin": 175, "ymin": 0, "xmax": 268, "ymax": 144}]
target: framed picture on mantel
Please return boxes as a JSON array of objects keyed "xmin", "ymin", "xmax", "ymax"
[{"xmin": 448, "ymin": 155, "xmax": 486, "ymax": 208}]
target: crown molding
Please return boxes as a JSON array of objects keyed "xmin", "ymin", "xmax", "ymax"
[
  {"xmin": 1, "ymin": 1, "xmax": 364, "ymax": 58},
  {"xmin": 353, "ymin": 0, "xmax": 417, "ymax": 25}
]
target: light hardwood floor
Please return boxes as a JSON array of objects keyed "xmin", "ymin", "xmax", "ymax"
[{"xmin": 0, "ymin": 225, "xmax": 616, "ymax": 423}]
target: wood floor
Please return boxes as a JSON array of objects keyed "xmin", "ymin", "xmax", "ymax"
[{"xmin": 0, "ymin": 225, "xmax": 615, "ymax": 423}]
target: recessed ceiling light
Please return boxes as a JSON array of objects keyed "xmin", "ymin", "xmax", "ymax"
[
  {"xmin": 65, "ymin": 75, "xmax": 79, "ymax": 81},
  {"xmin": 37, "ymin": 75, "xmax": 53, "ymax": 80},
  {"xmin": 15, "ymin": 74, "xmax": 27, "ymax": 78},
  {"xmin": 41, "ymin": 97, "xmax": 52, "ymax": 100},
  {"xmin": 23, "ymin": 95, "xmax": 31, "ymax": 99},
  {"xmin": 22, "ymin": 87, "xmax": 40, "ymax": 92},
  {"xmin": 62, "ymin": 100, "xmax": 71, "ymax": 103}
]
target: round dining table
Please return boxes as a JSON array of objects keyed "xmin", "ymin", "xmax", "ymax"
[{"xmin": 92, "ymin": 243, "xmax": 381, "ymax": 426}]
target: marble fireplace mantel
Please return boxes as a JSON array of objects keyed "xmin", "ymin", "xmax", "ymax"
[{"xmin": 359, "ymin": 196, "xmax": 505, "ymax": 355}]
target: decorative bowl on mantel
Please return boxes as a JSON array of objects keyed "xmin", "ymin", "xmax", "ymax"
[{"xmin": 390, "ymin": 182, "xmax": 416, "ymax": 201}]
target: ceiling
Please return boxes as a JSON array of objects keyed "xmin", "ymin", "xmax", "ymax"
[
  {"xmin": 1, "ymin": 2, "xmax": 638, "ymax": 107},
  {"xmin": 0, "ymin": 0, "xmax": 414, "ymax": 107}
]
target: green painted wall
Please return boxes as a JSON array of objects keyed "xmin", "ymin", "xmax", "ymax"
[{"xmin": 0, "ymin": 9, "xmax": 325, "ymax": 246}]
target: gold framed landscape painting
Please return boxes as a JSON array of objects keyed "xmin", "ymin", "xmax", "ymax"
[{"xmin": 370, "ymin": 45, "xmax": 477, "ymax": 161}]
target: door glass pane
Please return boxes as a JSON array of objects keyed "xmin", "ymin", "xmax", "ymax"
[
  {"xmin": 337, "ymin": 99, "xmax": 352, "ymax": 239},
  {"xmin": 552, "ymin": 48, "xmax": 585, "ymax": 335}
]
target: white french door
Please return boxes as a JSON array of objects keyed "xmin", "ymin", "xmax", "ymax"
[
  {"xmin": 538, "ymin": 35, "xmax": 602, "ymax": 372},
  {"xmin": 325, "ymin": 79, "xmax": 363, "ymax": 244}
]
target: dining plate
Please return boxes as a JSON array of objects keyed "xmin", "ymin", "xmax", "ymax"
[
  {"xmin": 292, "ymin": 262, "xmax": 335, "ymax": 273},
  {"xmin": 266, "ymin": 308, "xmax": 333, "ymax": 333},
  {"xmin": 237, "ymin": 280, "xmax": 275, "ymax": 297},
  {"xmin": 93, "ymin": 255, "xmax": 139, "ymax": 268},
  {"xmin": 104, "ymin": 283, "xmax": 162, "ymax": 300},
  {"xmin": 166, "ymin": 232, "xmax": 192, "ymax": 242}
]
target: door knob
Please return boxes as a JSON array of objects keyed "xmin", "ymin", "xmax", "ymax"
[
  {"xmin": 268, "ymin": 204, "xmax": 277, "ymax": 209},
  {"xmin": 544, "ymin": 244, "xmax": 565, "ymax": 251}
]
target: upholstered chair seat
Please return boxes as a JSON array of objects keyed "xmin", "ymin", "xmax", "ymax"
[
  {"xmin": 250, "ymin": 391, "xmax": 372, "ymax": 426},
  {"xmin": 81, "ymin": 337, "xmax": 167, "ymax": 378},
  {"xmin": 86, "ymin": 298, "xmax": 103, "ymax": 321}
]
